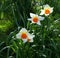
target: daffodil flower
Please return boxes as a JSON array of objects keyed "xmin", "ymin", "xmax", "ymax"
[
  {"xmin": 40, "ymin": 4, "xmax": 53, "ymax": 16},
  {"xmin": 28, "ymin": 13, "xmax": 44, "ymax": 25},
  {"xmin": 16, "ymin": 28, "xmax": 35, "ymax": 43}
]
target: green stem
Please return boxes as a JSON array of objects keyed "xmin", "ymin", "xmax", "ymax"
[
  {"xmin": 7, "ymin": 47, "xmax": 10, "ymax": 58},
  {"xmin": 16, "ymin": 48, "xmax": 19, "ymax": 58}
]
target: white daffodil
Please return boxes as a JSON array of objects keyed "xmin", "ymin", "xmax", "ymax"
[
  {"xmin": 27, "ymin": 33, "xmax": 35, "ymax": 42},
  {"xmin": 40, "ymin": 4, "xmax": 53, "ymax": 16},
  {"xmin": 16, "ymin": 28, "xmax": 35, "ymax": 43},
  {"xmin": 28, "ymin": 13, "xmax": 44, "ymax": 25}
]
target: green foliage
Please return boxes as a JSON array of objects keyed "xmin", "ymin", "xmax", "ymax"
[
  {"xmin": 0, "ymin": 0, "xmax": 60, "ymax": 58},
  {"xmin": 0, "ymin": 20, "xmax": 13, "ymax": 32}
]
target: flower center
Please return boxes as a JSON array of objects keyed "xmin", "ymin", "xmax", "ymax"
[
  {"xmin": 45, "ymin": 9, "xmax": 50, "ymax": 14},
  {"xmin": 27, "ymin": 39, "xmax": 31, "ymax": 42},
  {"xmin": 33, "ymin": 17, "xmax": 38, "ymax": 23},
  {"xmin": 21, "ymin": 33, "xmax": 27, "ymax": 39}
]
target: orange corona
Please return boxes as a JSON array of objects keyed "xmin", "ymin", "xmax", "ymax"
[
  {"xmin": 33, "ymin": 17, "xmax": 38, "ymax": 23},
  {"xmin": 21, "ymin": 33, "xmax": 27, "ymax": 39},
  {"xmin": 45, "ymin": 9, "xmax": 50, "ymax": 14}
]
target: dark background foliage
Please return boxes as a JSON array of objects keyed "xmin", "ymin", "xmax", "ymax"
[{"xmin": 0, "ymin": 0, "xmax": 60, "ymax": 58}]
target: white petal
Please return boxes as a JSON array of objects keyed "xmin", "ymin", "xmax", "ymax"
[
  {"xmin": 29, "ymin": 39, "xmax": 33, "ymax": 42},
  {"xmin": 40, "ymin": 10, "xmax": 44, "ymax": 15},
  {"xmin": 27, "ymin": 18, "xmax": 32, "ymax": 21},
  {"xmin": 38, "ymin": 16, "xmax": 44, "ymax": 21},
  {"xmin": 19, "ymin": 28, "xmax": 28, "ymax": 33},
  {"xmin": 27, "ymin": 33, "xmax": 35, "ymax": 39},
  {"xmin": 43, "ymin": 4, "xmax": 50, "ymax": 9},
  {"xmin": 50, "ymin": 7, "xmax": 53, "ymax": 13},
  {"xmin": 30, "ymin": 13, "xmax": 36, "ymax": 18},
  {"xmin": 27, "ymin": 33, "xmax": 35, "ymax": 42},
  {"xmin": 30, "ymin": 13, "xmax": 38, "ymax": 18},
  {"xmin": 16, "ymin": 33, "xmax": 20, "ymax": 39},
  {"xmin": 37, "ymin": 21, "xmax": 41, "ymax": 25},
  {"xmin": 45, "ymin": 13, "xmax": 50, "ymax": 16},
  {"xmin": 22, "ymin": 39, "xmax": 27, "ymax": 43}
]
